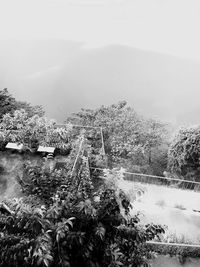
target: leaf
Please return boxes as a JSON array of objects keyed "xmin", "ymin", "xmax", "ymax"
[
  {"xmin": 45, "ymin": 254, "xmax": 53, "ymax": 261},
  {"xmin": 95, "ymin": 224, "xmax": 106, "ymax": 240},
  {"xmin": 66, "ymin": 217, "xmax": 75, "ymax": 228},
  {"xmin": 37, "ymin": 257, "xmax": 43, "ymax": 266},
  {"xmin": 43, "ymin": 258, "xmax": 49, "ymax": 267},
  {"xmin": 115, "ymin": 261, "xmax": 123, "ymax": 266}
]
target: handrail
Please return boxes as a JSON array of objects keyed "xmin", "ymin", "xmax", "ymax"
[
  {"xmin": 89, "ymin": 167, "xmax": 200, "ymax": 186},
  {"xmin": 146, "ymin": 240, "xmax": 200, "ymax": 248}
]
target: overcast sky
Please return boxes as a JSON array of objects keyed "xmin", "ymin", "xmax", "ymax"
[{"xmin": 0, "ymin": 0, "xmax": 200, "ymax": 60}]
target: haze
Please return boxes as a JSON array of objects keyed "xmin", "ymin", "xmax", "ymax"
[{"xmin": 0, "ymin": 0, "xmax": 200, "ymax": 125}]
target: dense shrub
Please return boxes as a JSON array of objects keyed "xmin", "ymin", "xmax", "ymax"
[
  {"xmin": 18, "ymin": 161, "xmax": 69, "ymax": 204},
  {"xmin": 168, "ymin": 126, "xmax": 200, "ymax": 181},
  {"xmin": 0, "ymin": 167, "xmax": 164, "ymax": 267},
  {"xmin": 0, "ymin": 109, "xmax": 73, "ymax": 154}
]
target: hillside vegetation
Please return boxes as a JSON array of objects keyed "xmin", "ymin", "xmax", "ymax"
[{"xmin": 0, "ymin": 89, "xmax": 199, "ymax": 266}]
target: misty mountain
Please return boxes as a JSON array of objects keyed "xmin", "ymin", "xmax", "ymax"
[{"xmin": 0, "ymin": 40, "xmax": 200, "ymax": 126}]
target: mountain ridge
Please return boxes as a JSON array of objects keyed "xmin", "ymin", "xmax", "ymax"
[{"xmin": 0, "ymin": 40, "xmax": 200, "ymax": 126}]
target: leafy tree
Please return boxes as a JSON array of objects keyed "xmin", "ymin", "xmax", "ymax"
[
  {"xmin": 0, "ymin": 88, "xmax": 17, "ymax": 119},
  {"xmin": 168, "ymin": 126, "xmax": 200, "ymax": 181},
  {"xmin": 0, "ymin": 88, "xmax": 45, "ymax": 120},
  {"xmin": 0, "ymin": 109, "xmax": 72, "ymax": 152},
  {"xmin": 15, "ymin": 101, "xmax": 45, "ymax": 117},
  {"xmin": 67, "ymin": 101, "xmax": 169, "ymax": 175}
]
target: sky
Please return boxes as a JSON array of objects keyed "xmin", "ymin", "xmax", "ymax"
[{"xmin": 1, "ymin": 0, "xmax": 200, "ymax": 60}]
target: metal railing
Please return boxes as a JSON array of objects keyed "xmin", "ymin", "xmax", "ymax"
[
  {"xmin": 146, "ymin": 240, "xmax": 200, "ymax": 248},
  {"xmin": 123, "ymin": 171, "xmax": 200, "ymax": 192},
  {"xmin": 90, "ymin": 167, "xmax": 200, "ymax": 192}
]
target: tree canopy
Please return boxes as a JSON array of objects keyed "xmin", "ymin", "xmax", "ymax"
[
  {"xmin": 0, "ymin": 88, "xmax": 45, "ymax": 120},
  {"xmin": 67, "ymin": 101, "xmax": 169, "ymax": 175},
  {"xmin": 0, "ymin": 88, "xmax": 17, "ymax": 119},
  {"xmin": 0, "ymin": 109, "xmax": 73, "ymax": 153},
  {"xmin": 168, "ymin": 126, "xmax": 200, "ymax": 181}
]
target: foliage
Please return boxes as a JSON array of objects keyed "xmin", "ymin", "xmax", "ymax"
[
  {"xmin": 18, "ymin": 155, "xmax": 94, "ymax": 206},
  {"xmin": 15, "ymin": 101, "xmax": 45, "ymax": 117},
  {"xmin": 0, "ymin": 97, "xmax": 168, "ymax": 266},
  {"xmin": 18, "ymin": 160, "xmax": 69, "ymax": 204},
  {"xmin": 0, "ymin": 165, "xmax": 164, "ymax": 267},
  {"xmin": 0, "ymin": 88, "xmax": 45, "ymax": 120},
  {"xmin": 0, "ymin": 88, "xmax": 17, "ymax": 119},
  {"xmin": 15, "ymin": 132, "xmax": 100, "ymax": 205},
  {"xmin": 0, "ymin": 109, "xmax": 73, "ymax": 152},
  {"xmin": 168, "ymin": 126, "xmax": 200, "ymax": 181},
  {"xmin": 68, "ymin": 126, "xmax": 107, "ymax": 169},
  {"xmin": 0, "ymin": 199, "xmax": 53, "ymax": 267},
  {"xmin": 67, "ymin": 101, "xmax": 169, "ymax": 175}
]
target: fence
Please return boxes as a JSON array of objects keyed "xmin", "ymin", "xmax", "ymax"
[
  {"xmin": 90, "ymin": 167, "xmax": 200, "ymax": 192},
  {"xmin": 123, "ymin": 171, "xmax": 200, "ymax": 192}
]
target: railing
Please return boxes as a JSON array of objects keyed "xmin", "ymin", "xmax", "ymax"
[
  {"xmin": 90, "ymin": 167, "xmax": 200, "ymax": 192},
  {"xmin": 123, "ymin": 171, "xmax": 200, "ymax": 192},
  {"xmin": 146, "ymin": 241, "xmax": 200, "ymax": 248}
]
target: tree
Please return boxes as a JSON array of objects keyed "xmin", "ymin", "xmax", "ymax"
[
  {"xmin": 168, "ymin": 126, "xmax": 200, "ymax": 181},
  {"xmin": 0, "ymin": 88, "xmax": 45, "ymax": 120},
  {"xmin": 67, "ymin": 101, "xmax": 169, "ymax": 175},
  {"xmin": 15, "ymin": 101, "xmax": 45, "ymax": 117},
  {"xmin": 0, "ymin": 88, "xmax": 16, "ymax": 119},
  {"xmin": 0, "ymin": 109, "xmax": 72, "ymax": 153}
]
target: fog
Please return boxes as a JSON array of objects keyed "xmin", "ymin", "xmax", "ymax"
[{"xmin": 1, "ymin": 40, "xmax": 200, "ymax": 125}]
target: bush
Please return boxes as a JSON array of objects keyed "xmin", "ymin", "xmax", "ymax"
[
  {"xmin": 18, "ymin": 160, "xmax": 70, "ymax": 205},
  {"xmin": 168, "ymin": 126, "xmax": 200, "ymax": 181},
  {"xmin": 0, "ymin": 166, "xmax": 164, "ymax": 267}
]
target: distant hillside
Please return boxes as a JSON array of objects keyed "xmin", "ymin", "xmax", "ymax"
[{"xmin": 0, "ymin": 40, "xmax": 200, "ymax": 126}]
